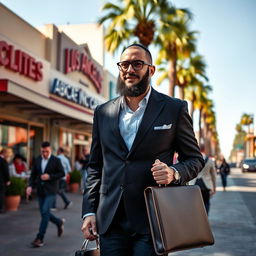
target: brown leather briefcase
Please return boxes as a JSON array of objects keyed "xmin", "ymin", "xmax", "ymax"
[{"xmin": 144, "ymin": 185, "xmax": 214, "ymax": 255}]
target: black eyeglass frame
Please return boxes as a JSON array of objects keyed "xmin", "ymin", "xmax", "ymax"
[{"xmin": 117, "ymin": 60, "xmax": 152, "ymax": 72}]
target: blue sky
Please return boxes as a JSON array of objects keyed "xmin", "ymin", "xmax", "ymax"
[{"xmin": 2, "ymin": 0, "xmax": 256, "ymax": 159}]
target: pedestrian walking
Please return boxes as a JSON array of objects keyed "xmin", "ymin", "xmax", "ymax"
[
  {"xmin": 79, "ymin": 145, "xmax": 90, "ymax": 188},
  {"xmin": 218, "ymin": 157, "xmax": 230, "ymax": 191},
  {"xmin": 51, "ymin": 147, "xmax": 73, "ymax": 210},
  {"xmin": 81, "ymin": 44, "xmax": 204, "ymax": 256},
  {"xmin": 26, "ymin": 141, "xmax": 65, "ymax": 248},
  {"xmin": 190, "ymin": 145, "xmax": 217, "ymax": 215},
  {"xmin": 0, "ymin": 148, "xmax": 10, "ymax": 213}
]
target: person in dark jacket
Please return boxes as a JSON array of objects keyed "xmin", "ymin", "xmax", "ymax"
[
  {"xmin": 219, "ymin": 157, "xmax": 230, "ymax": 191},
  {"xmin": 26, "ymin": 141, "xmax": 65, "ymax": 247},
  {"xmin": 81, "ymin": 44, "xmax": 204, "ymax": 256},
  {"xmin": 0, "ymin": 148, "xmax": 10, "ymax": 213}
]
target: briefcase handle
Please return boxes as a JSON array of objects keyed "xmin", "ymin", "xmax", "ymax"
[{"xmin": 81, "ymin": 238, "xmax": 100, "ymax": 251}]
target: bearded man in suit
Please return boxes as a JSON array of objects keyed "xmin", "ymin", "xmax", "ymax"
[
  {"xmin": 26, "ymin": 141, "xmax": 65, "ymax": 248},
  {"xmin": 81, "ymin": 44, "xmax": 204, "ymax": 256}
]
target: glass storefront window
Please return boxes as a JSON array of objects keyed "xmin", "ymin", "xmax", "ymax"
[
  {"xmin": 0, "ymin": 120, "xmax": 28, "ymax": 162},
  {"xmin": 0, "ymin": 120, "xmax": 43, "ymax": 168},
  {"xmin": 29, "ymin": 126, "xmax": 43, "ymax": 167}
]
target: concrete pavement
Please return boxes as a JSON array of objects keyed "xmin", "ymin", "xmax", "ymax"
[{"xmin": 0, "ymin": 168, "xmax": 255, "ymax": 256}]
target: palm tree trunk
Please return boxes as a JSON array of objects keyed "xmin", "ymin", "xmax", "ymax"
[
  {"xmin": 168, "ymin": 45, "xmax": 177, "ymax": 97},
  {"xmin": 198, "ymin": 107, "xmax": 203, "ymax": 146},
  {"xmin": 190, "ymin": 92, "xmax": 196, "ymax": 121},
  {"xmin": 168, "ymin": 60, "xmax": 176, "ymax": 97},
  {"xmin": 179, "ymin": 86, "xmax": 185, "ymax": 99}
]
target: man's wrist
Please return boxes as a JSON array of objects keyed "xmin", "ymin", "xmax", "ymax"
[
  {"xmin": 170, "ymin": 167, "xmax": 181, "ymax": 183},
  {"xmin": 82, "ymin": 213, "xmax": 96, "ymax": 220}
]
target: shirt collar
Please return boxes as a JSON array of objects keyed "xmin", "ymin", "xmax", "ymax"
[
  {"xmin": 42, "ymin": 154, "xmax": 51, "ymax": 161},
  {"xmin": 121, "ymin": 86, "xmax": 152, "ymax": 110}
]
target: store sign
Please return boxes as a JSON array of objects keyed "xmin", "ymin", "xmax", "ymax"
[
  {"xmin": 64, "ymin": 48, "xmax": 103, "ymax": 93},
  {"xmin": 0, "ymin": 40, "xmax": 43, "ymax": 81},
  {"xmin": 51, "ymin": 78, "xmax": 103, "ymax": 110}
]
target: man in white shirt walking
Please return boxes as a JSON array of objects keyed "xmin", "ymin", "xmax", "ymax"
[
  {"xmin": 26, "ymin": 141, "xmax": 65, "ymax": 247},
  {"xmin": 56, "ymin": 147, "xmax": 72, "ymax": 209}
]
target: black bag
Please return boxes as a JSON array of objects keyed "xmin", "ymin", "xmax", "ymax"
[
  {"xmin": 195, "ymin": 178, "xmax": 209, "ymax": 191},
  {"xmin": 75, "ymin": 239, "xmax": 100, "ymax": 256}
]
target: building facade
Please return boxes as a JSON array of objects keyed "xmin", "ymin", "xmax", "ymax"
[{"xmin": 0, "ymin": 4, "xmax": 116, "ymax": 167}]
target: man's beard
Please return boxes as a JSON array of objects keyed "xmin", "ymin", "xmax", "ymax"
[{"xmin": 117, "ymin": 68, "xmax": 150, "ymax": 97}]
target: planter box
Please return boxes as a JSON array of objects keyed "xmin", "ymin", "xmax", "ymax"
[
  {"xmin": 69, "ymin": 183, "xmax": 80, "ymax": 193},
  {"xmin": 5, "ymin": 195, "xmax": 21, "ymax": 211}
]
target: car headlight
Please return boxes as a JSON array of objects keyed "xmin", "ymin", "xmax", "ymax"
[{"xmin": 243, "ymin": 164, "xmax": 249, "ymax": 169}]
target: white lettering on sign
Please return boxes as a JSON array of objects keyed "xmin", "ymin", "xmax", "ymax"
[{"xmin": 51, "ymin": 78, "xmax": 103, "ymax": 110}]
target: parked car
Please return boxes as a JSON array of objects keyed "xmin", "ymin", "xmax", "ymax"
[{"xmin": 241, "ymin": 158, "xmax": 256, "ymax": 172}]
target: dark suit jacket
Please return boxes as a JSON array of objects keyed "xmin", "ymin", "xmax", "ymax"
[
  {"xmin": 29, "ymin": 155, "xmax": 65, "ymax": 196},
  {"xmin": 0, "ymin": 156, "xmax": 10, "ymax": 192},
  {"xmin": 82, "ymin": 88, "xmax": 204, "ymax": 235}
]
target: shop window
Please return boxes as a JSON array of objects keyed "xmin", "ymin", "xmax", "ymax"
[
  {"xmin": 0, "ymin": 120, "xmax": 43, "ymax": 168},
  {"xmin": 0, "ymin": 120, "xmax": 28, "ymax": 162},
  {"xmin": 29, "ymin": 126, "xmax": 43, "ymax": 167}
]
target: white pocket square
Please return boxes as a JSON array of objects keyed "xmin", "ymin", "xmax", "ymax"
[{"xmin": 154, "ymin": 124, "xmax": 172, "ymax": 130}]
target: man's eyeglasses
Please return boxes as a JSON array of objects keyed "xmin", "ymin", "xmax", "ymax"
[{"xmin": 117, "ymin": 60, "xmax": 152, "ymax": 72}]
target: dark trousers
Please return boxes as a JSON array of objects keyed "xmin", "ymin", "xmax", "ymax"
[
  {"xmin": 37, "ymin": 194, "xmax": 62, "ymax": 240},
  {"xmin": 53, "ymin": 179, "xmax": 70, "ymax": 207},
  {"xmin": 220, "ymin": 172, "xmax": 228, "ymax": 188},
  {"xmin": 201, "ymin": 189, "xmax": 210, "ymax": 215},
  {"xmin": 0, "ymin": 187, "xmax": 6, "ymax": 211},
  {"xmin": 99, "ymin": 199, "xmax": 160, "ymax": 256}
]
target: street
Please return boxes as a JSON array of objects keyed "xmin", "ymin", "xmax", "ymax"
[{"xmin": 0, "ymin": 168, "xmax": 255, "ymax": 256}]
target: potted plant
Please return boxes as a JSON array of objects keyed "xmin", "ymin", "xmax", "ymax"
[
  {"xmin": 5, "ymin": 177, "xmax": 26, "ymax": 211},
  {"xmin": 69, "ymin": 170, "xmax": 82, "ymax": 193}
]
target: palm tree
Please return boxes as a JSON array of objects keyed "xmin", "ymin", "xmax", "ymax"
[
  {"xmin": 155, "ymin": 16, "xmax": 197, "ymax": 97},
  {"xmin": 202, "ymin": 105, "xmax": 217, "ymax": 154},
  {"xmin": 98, "ymin": 0, "xmax": 170, "ymax": 54},
  {"xmin": 185, "ymin": 82, "xmax": 212, "ymax": 121},
  {"xmin": 240, "ymin": 113, "xmax": 253, "ymax": 133},
  {"xmin": 176, "ymin": 54, "xmax": 208, "ymax": 99}
]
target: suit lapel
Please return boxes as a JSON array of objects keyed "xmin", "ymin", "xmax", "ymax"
[
  {"xmin": 44, "ymin": 155, "xmax": 53, "ymax": 173},
  {"xmin": 38, "ymin": 157, "xmax": 43, "ymax": 174},
  {"xmin": 128, "ymin": 89, "xmax": 165, "ymax": 156},
  {"xmin": 110, "ymin": 97, "xmax": 129, "ymax": 153}
]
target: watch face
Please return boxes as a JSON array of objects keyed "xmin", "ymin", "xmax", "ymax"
[{"xmin": 175, "ymin": 171, "xmax": 180, "ymax": 180}]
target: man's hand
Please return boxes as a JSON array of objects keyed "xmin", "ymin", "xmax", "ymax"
[
  {"xmin": 81, "ymin": 215, "xmax": 98, "ymax": 241},
  {"xmin": 26, "ymin": 186, "xmax": 32, "ymax": 196},
  {"xmin": 151, "ymin": 159, "xmax": 175, "ymax": 185},
  {"xmin": 210, "ymin": 188, "xmax": 216, "ymax": 196},
  {"xmin": 41, "ymin": 173, "xmax": 50, "ymax": 180}
]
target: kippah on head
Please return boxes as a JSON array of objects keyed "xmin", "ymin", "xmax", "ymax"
[{"xmin": 123, "ymin": 43, "xmax": 152, "ymax": 63}]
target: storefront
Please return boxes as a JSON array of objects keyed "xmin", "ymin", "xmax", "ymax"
[{"xmin": 0, "ymin": 4, "xmax": 113, "ymax": 168}]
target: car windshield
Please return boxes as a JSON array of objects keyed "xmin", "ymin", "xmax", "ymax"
[{"xmin": 244, "ymin": 159, "xmax": 256, "ymax": 164}]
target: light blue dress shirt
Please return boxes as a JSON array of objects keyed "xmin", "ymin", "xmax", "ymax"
[
  {"xmin": 58, "ymin": 153, "xmax": 71, "ymax": 180},
  {"xmin": 119, "ymin": 87, "xmax": 152, "ymax": 151},
  {"xmin": 82, "ymin": 88, "xmax": 152, "ymax": 220},
  {"xmin": 41, "ymin": 154, "xmax": 51, "ymax": 173}
]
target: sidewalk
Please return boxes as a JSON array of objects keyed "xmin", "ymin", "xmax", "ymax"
[{"xmin": 0, "ymin": 169, "xmax": 255, "ymax": 256}]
